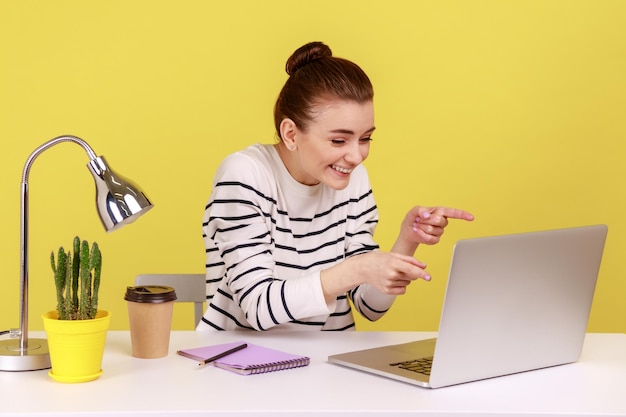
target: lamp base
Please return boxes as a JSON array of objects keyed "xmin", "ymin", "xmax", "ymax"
[{"xmin": 0, "ymin": 338, "xmax": 51, "ymax": 371}]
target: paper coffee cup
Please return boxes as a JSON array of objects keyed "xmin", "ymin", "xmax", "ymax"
[{"xmin": 125, "ymin": 285, "xmax": 177, "ymax": 359}]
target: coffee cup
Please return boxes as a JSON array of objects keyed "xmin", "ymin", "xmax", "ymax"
[{"xmin": 124, "ymin": 285, "xmax": 177, "ymax": 358}]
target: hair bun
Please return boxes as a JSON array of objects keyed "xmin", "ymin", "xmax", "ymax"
[{"xmin": 285, "ymin": 41, "xmax": 332, "ymax": 76}]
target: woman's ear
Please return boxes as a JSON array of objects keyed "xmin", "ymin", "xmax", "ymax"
[{"xmin": 279, "ymin": 118, "xmax": 298, "ymax": 151}]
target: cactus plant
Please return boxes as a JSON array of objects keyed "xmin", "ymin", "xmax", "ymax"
[{"xmin": 50, "ymin": 236, "xmax": 102, "ymax": 320}]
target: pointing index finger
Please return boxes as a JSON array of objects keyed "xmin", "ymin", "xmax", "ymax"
[{"xmin": 432, "ymin": 207, "xmax": 475, "ymax": 221}]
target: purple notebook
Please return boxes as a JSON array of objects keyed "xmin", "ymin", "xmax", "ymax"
[{"xmin": 177, "ymin": 340, "xmax": 310, "ymax": 375}]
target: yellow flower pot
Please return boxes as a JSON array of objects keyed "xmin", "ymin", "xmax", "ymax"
[{"xmin": 42, "ymin": 310, "xmax": 111, "ymax": 383}]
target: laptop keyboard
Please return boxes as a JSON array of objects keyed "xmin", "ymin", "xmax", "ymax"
[{"xmin": 389, "ymin": 356, "xmax": 433, "ymax": 375}]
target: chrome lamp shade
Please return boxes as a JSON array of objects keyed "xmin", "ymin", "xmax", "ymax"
[
  {"xmin": 88, "ymin": 155, "xmax": 153, "ymax": 232},
  {"xmin": 0, "ymin": 135, "xmax": 153, "ymax": 372}
]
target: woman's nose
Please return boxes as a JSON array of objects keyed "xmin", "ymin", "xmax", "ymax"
[{"xmin": 344, "ymin": 142, "xmax": 365, "ymax": 164}]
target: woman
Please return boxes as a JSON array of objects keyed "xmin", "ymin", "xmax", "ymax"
[{"xmin": 198, "ymin": 41, "xmax": 473, "ymax": 331}]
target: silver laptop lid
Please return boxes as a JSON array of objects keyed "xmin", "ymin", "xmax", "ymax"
[{"xmin": 429, "ymin": 224, "xmax": 607, "ymax": 387}]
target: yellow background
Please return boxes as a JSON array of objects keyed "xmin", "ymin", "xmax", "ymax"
[{"xmin": 1, "ymin": 1, "xmax": 624, "ymax": 332}]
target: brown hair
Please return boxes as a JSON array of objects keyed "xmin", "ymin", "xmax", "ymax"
[{"xmin": 273, "ymin": 42, "xmax": 374, "ymax": 139}]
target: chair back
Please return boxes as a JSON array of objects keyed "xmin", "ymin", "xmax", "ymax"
[{"xmin": 134, "ymin": 274, "xmax": 206, "ymax": 327}]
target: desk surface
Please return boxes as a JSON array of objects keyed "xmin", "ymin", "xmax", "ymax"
[{"xmin": 1, "ymin": 331, "xmax": 625, "ymax": 417}]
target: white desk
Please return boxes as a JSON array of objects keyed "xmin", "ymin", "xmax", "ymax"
[{"xmin": 1, "ymin": 331, "xmax": 625, "ymax": 417}]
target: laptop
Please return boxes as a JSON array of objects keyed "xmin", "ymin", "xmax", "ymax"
[{"xmin": 328, "ymin": 224, "xmax": 608, "ymax": 388}]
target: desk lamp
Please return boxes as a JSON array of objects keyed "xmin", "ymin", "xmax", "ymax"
[{"xmin": 0, "ymin": 135, "xmax": 154, "ymax": 371}]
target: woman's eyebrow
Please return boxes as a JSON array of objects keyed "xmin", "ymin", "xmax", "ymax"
[{"xmin": 329, "ymin": 127, "xmax": 376, "ymax": 135}]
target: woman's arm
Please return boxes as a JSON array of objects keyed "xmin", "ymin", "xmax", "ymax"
[{"xmin": 320, "ymin": 206, "xmax": 474, "ymax": 303}]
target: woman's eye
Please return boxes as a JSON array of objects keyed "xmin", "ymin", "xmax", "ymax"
[{"xmin": 331, "ymin": 137, "xmax": 372, "ymax": 145}]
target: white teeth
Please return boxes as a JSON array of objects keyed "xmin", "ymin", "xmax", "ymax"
[{"xmin": 332, "ymin": 165, "xmax": 352, "ymax": 174}]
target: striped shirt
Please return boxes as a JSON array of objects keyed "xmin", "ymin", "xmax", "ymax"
[{"xmin": 197, "ymin": 144, "xmax": 396, "ymax": 331}]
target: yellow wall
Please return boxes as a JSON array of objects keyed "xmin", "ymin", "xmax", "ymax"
[{"xmin": 1, "ymin": 1, "xmax": 624, "ymax": 332}]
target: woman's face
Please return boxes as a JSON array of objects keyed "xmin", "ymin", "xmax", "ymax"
[{"xmin": 284, "ymin": 99, "xmax": 375, "ymax": 190}]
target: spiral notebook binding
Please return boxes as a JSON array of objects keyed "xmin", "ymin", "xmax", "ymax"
[{"xmin": 244, "ymin": 357, "xmax": 310, "ymax": 375}]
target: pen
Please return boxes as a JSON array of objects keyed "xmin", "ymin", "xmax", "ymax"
[{"xmin": 198, "ymin": 343, "xmax": 248, "ymax": 367}]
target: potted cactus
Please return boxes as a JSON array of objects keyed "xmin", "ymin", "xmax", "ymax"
[{"xmin": 42, "ymin": 236, "xmax": 111, "ymax": 383}]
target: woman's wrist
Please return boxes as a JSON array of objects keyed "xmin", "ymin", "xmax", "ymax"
[
  {"xmin": 390, "ymin": 238, "xmax": 419, "ymax": 257},
  {"xmin": 320, "ymin": 257, "xmax": 360, "ymax": 303}
]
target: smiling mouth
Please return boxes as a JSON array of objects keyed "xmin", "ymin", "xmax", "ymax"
[{"xmin": 331, "ymin": 164, "xmax": 352, "ymax": 174}]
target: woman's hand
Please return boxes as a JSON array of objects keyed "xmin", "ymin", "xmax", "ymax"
[
  {"xmin": 321, "ymin": 251, "xmax": 431, "ymax": 301},
  {"xmin": 393, "ymin": 206, "xmax": 474, "ymax": 255},
  {"xmin": 409, "ymin": 206, "xmax": 474, "ymax": 244},
  {"xmin": 355, "ymin": 251, "xmax": 431, "ymax": 295}
]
